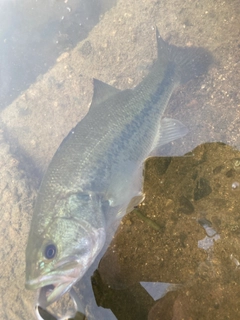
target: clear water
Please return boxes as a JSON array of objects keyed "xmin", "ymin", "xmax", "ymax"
[{"xmin": 0, "ymin": 0, "xmax": 239, "ymax": 319}]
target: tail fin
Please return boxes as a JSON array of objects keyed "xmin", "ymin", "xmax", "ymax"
[{"xmin": 156, "ymin": 28, "xmax": 213, "ymax": 84}]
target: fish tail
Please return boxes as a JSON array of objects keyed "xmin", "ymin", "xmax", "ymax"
[{"xmin": 156, "ymin": 28, "xmax": 213, "ymax": 84}]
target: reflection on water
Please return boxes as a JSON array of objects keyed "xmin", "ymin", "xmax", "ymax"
[{"xmin": 0, "ymin": 0, "xmax": 239, "ymax": 319}]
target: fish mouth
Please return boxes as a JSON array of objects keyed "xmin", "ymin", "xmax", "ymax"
[
  {"xmin": 26, "ymin": 275, "xmax": 76, "ymax": 307},
  {"xmin": 39, "ymin": 282, "xmax": 73, "ymax": 307},
  {"xmin": 26, "ymin": 259, "xmax": 82, "ymax": 307}
]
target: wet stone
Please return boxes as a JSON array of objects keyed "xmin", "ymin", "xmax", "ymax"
[
  {"xmin": 194, "ymin": 177, "xmax": 212, "ymax": 201},
  {"xmin": 79, "ymin": 40, "xmax": 92, "ymax": 57},
  {"xmin": 178, "ymin": 196, "xmax": 195, "ymax": 215},
  {"xmin": 198, "ymin": 217, "xmax": 212, "ymax": 228},
  {"xmin": 225, "ymin": 168, "xmax": 235, "ymax": 178},
  {"xmin": 213, "ymin": 165, "xmax": 224, "ymax": 174}
]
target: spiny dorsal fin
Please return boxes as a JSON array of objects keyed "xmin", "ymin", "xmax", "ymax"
[{"xmin": 91, "ymin": 79, "xmax": 121, "ymax": 108}]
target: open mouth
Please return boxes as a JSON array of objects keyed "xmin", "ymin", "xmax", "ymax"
[
  {"xmin": 35, "ymin": 285, "xmax": 85, "ymax": 320},
  {"xmin": 26, "ymin": 257, "xmax": 83, "ymax": 306},
  {"xmin": 37, "ymin": 280, "xmax": 75, "ymax": 307},
  {"xmin": 26, "ymin": 276, "xmax": 72, "ymax": 305},
  {"xmin": 39, "ymin": 284, "xmax": 56, "ymax": 307}
]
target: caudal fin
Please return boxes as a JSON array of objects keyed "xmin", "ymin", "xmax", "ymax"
[{"xmin": 156, "ymin": 28, "xmax": 213, "ymax": 84}]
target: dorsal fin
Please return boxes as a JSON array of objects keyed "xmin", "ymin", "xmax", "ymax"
[{"xmin": 91, "ymin": 79, "xmax": 121, "ymax": 107}]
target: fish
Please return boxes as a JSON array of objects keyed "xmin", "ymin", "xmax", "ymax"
[{"xmin": 25, "ymin": 28, "xmax": 212, "ymax": 308}]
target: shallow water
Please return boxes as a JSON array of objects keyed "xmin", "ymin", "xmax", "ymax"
[
  {"xmin": 0, "ymin": 0, "xmax": 239, "ymax": 319},
  {"xmin": 0, "ymin": 0, "xmax": 116, "ymax": 109}
]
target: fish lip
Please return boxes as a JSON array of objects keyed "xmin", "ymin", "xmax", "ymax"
[
  {"xmin": 25, "ymin": 258, "xmax": 81, "ymax": 305},
  {"xmin": 27, "ymin": 274, "xmax": 77, "ymax": 307},
  {"xmin": 26, "ymin": 255, "xmax": 80, "ymax": 288},
  {"xmin": 25, "ymin": 274, "xmax": 66, "ymax": 290},
  {"xmin": 40, "ymin": 282, "xmax": 74, "ymax": 307}
]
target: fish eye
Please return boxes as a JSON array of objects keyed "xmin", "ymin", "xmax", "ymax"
[{"xmin": 44, "ymin": 244, "xmax": 57, "ymax": 260}]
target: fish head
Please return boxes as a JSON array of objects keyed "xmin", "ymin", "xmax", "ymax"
[{"xmin": 25, "ymin": 192, "xmax": 106, "ymax": 306}]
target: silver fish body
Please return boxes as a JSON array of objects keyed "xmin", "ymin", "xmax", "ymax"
[{"xmin": 25, "ymin": 29, "xmax": 212, "ymax": 306}]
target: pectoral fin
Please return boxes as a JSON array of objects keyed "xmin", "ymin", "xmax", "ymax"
[
  {"xmin": 105, "ymin": 159, "xmax": 144, "ymax": 220},
  {"xmin": 150, "ymin": 117, "xmax": 188, "ymax": 156}
]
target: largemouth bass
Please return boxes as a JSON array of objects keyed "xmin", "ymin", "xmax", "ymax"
[{"xmin": 25, "ymin": 29, "xmax": 212, "ymax": 307}]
